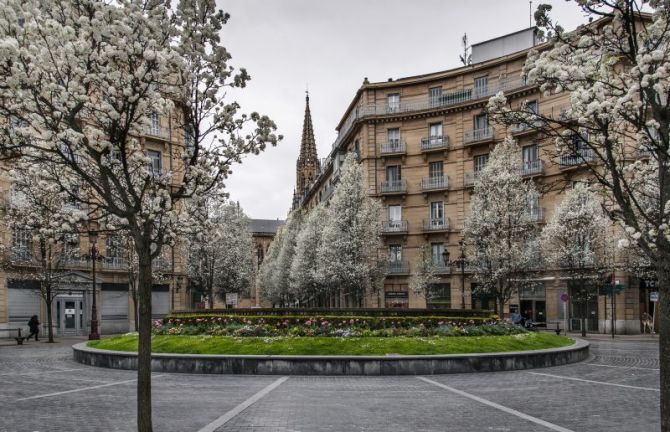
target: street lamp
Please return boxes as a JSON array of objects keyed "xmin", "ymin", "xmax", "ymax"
[
  {"xmin": 88, "ymin": 230, "xmax": 100, "ymax": 340},
  {"xmin": 458, "ymin": 239, "xmax": 467, "ymax": 310}
]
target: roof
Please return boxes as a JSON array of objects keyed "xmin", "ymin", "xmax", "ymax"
[{"xmin": 249, "ymin": 219, "xmax": 285, "ymax": 235}]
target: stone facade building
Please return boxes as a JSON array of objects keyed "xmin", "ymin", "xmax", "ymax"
[
  {"xmin": 0, "ymin": 112, "xmax": 190, "ymax": 337},
  {"xmin": 293, "ymin": 26, "xmax": 656, "ymax": 334}
]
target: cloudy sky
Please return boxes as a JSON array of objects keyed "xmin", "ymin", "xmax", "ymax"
[{"xmin": 220, "ymin": 0, "xmax": 588, "ymax": 220}]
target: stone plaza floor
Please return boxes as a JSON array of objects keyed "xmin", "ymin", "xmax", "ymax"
[{"xmin": 0, "ymin": 335, "xmax": 660, "ymax": 432}]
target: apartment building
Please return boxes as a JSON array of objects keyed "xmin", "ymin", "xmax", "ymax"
[
  {"xmin": 0, "ymin": 111, "xmax": 190, "ymax": 337},
  {"xmin": 294, "ymin": 26, "xmax": 654, "ymax": 334}
]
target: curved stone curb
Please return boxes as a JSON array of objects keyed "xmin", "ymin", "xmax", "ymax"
[{"xmin": 72, "ymin": 338, "xmax": 588, "ymax": 375}]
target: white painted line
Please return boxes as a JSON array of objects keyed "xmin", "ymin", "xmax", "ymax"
[
  {"xmin": 15, "ymin": 374, "xmax": 164, "ymax": 401},
  {"xmin": 417, "ymin": 376, "xmax": 575, "ymax": 432},
  {"xmin": 585, "ymin": 363, "xmax": 659, "ymax": 371},
  {"xmin": 528, "ymin": 372, "xmax": 660, "ymax": 392},
  {"xmin": 0, "ymin": 368, "xmax": 83, "ymax": 377},
  {"xmin": 198, "ymin": 376, "xmax": 289, "ymax": 432}
]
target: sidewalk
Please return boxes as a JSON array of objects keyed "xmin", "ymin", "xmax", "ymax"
[
  {"xmin": 0, "ymin": 335, "xmax": 88, "ymax": 348},
  {"xmin": 568, "ymin": 332, "xmax": 660, "ymax": 343}
]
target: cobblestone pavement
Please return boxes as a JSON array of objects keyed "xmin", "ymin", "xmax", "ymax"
[{"xmin": 0, "ymin": 336, "xmax": 660, "ymax": 432}]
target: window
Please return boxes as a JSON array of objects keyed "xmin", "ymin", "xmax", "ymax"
[
  {"xmin": 474, "ymin": 76, "xmax": 489, "ymax": 98},
  {"xmin": 389, "ymin": 245, "xmax": 402, "ymax": 263},
  {"xmin": 9, "ymin": 184, "xmax": 27, "ymax": 208},
  {"xmin": 474, "ymin": 154, "xmax": 489, "ymax": 172},
  {"xmin": 354, "ymin": 140, "xmax": 360, "ymax": 158},
  {"xmin": 528, "ymin": 193, "xmax": 541, "ymax": 219},
  {"xmin": 428, "ymin": 161, "xmax": 443, "ymax": 178},
  {"xmin": 474, "ymin": 113, "xmax": 488, "ymax": 131},
  {"xmin": 387, "ymin": 128, "xmax": 400, "ymax": 148},
  {"xmin": 147, "ymin": 150, "xmax": 162, "ymax": 175},
  {"xmin": 184, "ymin": 127, "xmax": 195, "ymax": 156},
  {"xmin": 11, "ymin": 230, "xmax": 32, "ymax": 262},
  {"xmin": 386, "ymin": 165, "xmax": 401, "ymax": 182},
  {"xmin": 431, "ymin": 243, "xmax": 445, "ymax": 266},
  {"xmin": 430, "ymin": 201, "xmax": 444, "ymax": 222},
  {"xmin": 63, "ymin": 233, "xmax": 80, "ymax": 264},
  {"xmin": 387, "ymin": 94, "xmax": 400, "ymax": 112},
  {"xmin": 428, "ymin": 123, "xmax": 443, "ymax": 145},
  {"xmin": 388, "ymin": 205, "xmax": 402, "ymax": 221},
  {"xmin": 149, "ymin": 111, "xmax": 160, "ymax": 135},
  {"xmin": 522, "ymin": 144, "xmax": 539, "ymax": 165},
  {"xmin": 526, "ymin": 100, "xmax": 538, "ymax": 114},
  {"xmin": 429, "ymin": 87, "xmax": 443, "ymax": 106}
]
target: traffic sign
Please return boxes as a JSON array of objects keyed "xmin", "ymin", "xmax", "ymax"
[
  {"xmin": 650, "ymin": 291, "xmax": 659, "ymax": 302},
  {"xmin": 560, "ymin": 293, "xmax": 569, "ymax": 303}
]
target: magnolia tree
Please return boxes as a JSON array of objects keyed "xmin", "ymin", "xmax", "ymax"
[
  {"xmin": 409, "ymin": 244, "xmax": 440, "ymax": 301},
  {"xmin": 187, "ymin": 202, "xmax": 253, "ymax": 308},
  {"xmin": 258, "ymin": 210, "xmax": 302, "ymax": 306},
  {"xmin": 541, "ymin": 184, "xmax": 609, "ymax": 336},
  {"xmin": 3, "ymin": 161, "xmax": 87, "ymax": 343},
  {"xmin": 0, "ymin": 2, "xmax": 280, "ymax": 430},
  {"xmin": 290, "ymin": 204, "xmax": 327, "ymax": 306},
  {"xmin": 487, "ymin": 2, "xmax": 669, "ymax": 427},
  {"xmin": 316, "ymin": 153, "xmax": 385, "ymax": 307},
  {"xmin": 463, "ymin": 138, "xmax": 540, "ymax": 316}
]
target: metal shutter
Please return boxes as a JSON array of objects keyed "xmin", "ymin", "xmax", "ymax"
[
  {"xmin": 151, "ymin": 291, "xmax": 169, "ymax": 319},
  {"xmin": 101, "ymin": 290, "xmax": 129, "ymax": 335},
  {"xmin": 8, "ymin": 288, "xmax": 40, "ymax": 329}
]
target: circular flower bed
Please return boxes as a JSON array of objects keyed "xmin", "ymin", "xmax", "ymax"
[{"xmin": 154, "ymin": 314, "xmax": 524, "ymax": 338}]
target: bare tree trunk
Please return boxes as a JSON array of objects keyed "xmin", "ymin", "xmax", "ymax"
[
  {"xmin": 658, "ymin": 264, "xmax": 669, "ymax": 432},
  {"xmin": 46, "ymin": 294, "xmax": 54, "ymax": 343},
  {"xmin": 136, "ymin": 246, "xmax": 153, "ymax": 432}
]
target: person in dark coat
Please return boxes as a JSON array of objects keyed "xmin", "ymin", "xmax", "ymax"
[{"xmin": 27, "ymin": 315, "xmax": 40, "ymax": 341}]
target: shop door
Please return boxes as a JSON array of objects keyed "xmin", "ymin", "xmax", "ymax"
[{"xmin": 58, "ymin": 297, "xmax": 84, "ymax": 336}]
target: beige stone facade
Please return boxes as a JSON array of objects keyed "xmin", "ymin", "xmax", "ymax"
[
  {"xmin": 0, "ymin": 113, "xmax": 190, "ymax": 336},
  {"xmin": 295, "ymin": 27, "xmax": 654, "ymax": 334}
]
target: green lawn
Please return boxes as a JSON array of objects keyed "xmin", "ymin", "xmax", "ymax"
[{"xmin": 88, "ymin": 333, "xmax": 573, "ymax": 356}]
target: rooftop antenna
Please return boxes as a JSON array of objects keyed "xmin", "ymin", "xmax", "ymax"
[
  {"xmin": 459, "ymin": 33, "xmax": 471, "ymax": 66},
  {"xmin": 529, "ymin": 1, "xmax": 533, "ymax": 28}
]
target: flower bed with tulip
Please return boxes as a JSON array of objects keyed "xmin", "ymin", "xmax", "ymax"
[{"xmin": 153, "ymin": 314, "xmax": 523, "ymax": 338}]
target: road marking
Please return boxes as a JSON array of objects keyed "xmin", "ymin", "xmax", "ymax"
[
  {"xmin": 0, "ymin": 368, "xmax": 83, "ymax": 377},
  {"xmin": 15, "ymin": 374, "xmax": 164, "ymax": 401},
  {"xmin": 417, "ymin": 377, "xmax": 575, "ymax": 432},
  {"xmin": 197, "ymin": 376, "xmax": 289, "ymax": 432},
  {"xmin": 528, "ymin": 372, "xmax": 660, "ymax": 392},
  {"xmin": 585, "ymin": 363, "xmax": 660, "ymax": 371}
]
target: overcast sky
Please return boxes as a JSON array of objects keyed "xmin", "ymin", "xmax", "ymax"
[{"xmin": 220, "ymin": 0, "xmax": 589, "ymax": 220}]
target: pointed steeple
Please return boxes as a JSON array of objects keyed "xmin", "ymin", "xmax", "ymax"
[
  {"xmin": 299, "ymin": 92, "xmax": 318, "ymax": 164},
  {"xmin": 293, "ymin": 91, "xmax": 321, "ymax": 209}
]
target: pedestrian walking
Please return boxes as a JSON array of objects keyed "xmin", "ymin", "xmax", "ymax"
[{"xmin": 27, "ymin": 315, "xmax": 40, "ymax": 342}]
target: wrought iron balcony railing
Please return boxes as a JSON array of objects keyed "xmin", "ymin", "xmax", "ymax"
[
  {"xmin": 380, "ymin": 180, "xmax": 407, "ymax": 194},
  {"xmin": 422, "ymin": 218, "xmax": 449, "ymax": 232},
  {"xmin": 420, "ymin": 136, "xmax": 449, "ymax": 151},
  {"xmin": 464, "ymin": 126, "xmax": 494, "ymax": 144},
  {"xmin": 421, "ymin": 176, "xmax": 448, "ymax": 191},
  {"xmin": 381, "ymin": 220, "xmax": 408, "ymax": 234}
]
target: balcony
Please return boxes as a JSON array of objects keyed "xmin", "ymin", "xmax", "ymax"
[
  {"xmin": 463, "ymin": 171, "xmax": 481, "ymax": 188},
  {"xmin": 144, "ymin": 125, "xmax": 170, "ymax": 140},
  {"xmin": 381, "ymin": 220, "xmax": 408, "ymax": 235},
  {"xmin": 528, "ymin": 207, "xmax": 546, "ymax": 223},
  {"xmin": 510, "ymin": 120, "xmax": 543, "ymax": 136},
  {"xmin": 380, "ymin": 140, "xmax": 406, "ymax": 156},
  {"xmin": 520, "ymin": 160, "xmax": 544, "ymax": 177},
  {"xmin": 463, "ymin": 127, "xmax": 494, "ymax": 145},
  {"xmin": 431, "ymin": 263, "xmax": 451, "ymax": 274},
  {"xmin": 421, "ymin": 176, "xmax": 449, "ymax": 192},
  {"xmin": 422, "ymin": 218, "xmax": 449, "ymax": 232},
  {"xmin": 152, "ymin": 256, "xmax": 171, "ymax": 272},
  {"xmin": 102, "ymin": 257, "xmax": 129, "ymax": 270},
  {"xmin": 387, "ymin": 261, "xmax": 410, "ymax": 274},
  {"xmin": 559, "ymin": 149, "xmax": 596, "ymax": 168},
  {"xmin": 380, "ymin": 180, "xmax": 407, "ymax": 195},
  {"xmin": 420, "ymin": 136, "xmax": 449, "ymax": 152}
]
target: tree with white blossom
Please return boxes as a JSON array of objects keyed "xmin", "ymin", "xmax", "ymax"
[
  {"xmin": 541, "ymin": 183, "xmax": 609, "ymax": 337},
  {"xmin": 463, "ymin": 138, "xmax": 540, "ymax": 316},
  {"xmin": 187, "ymin": 202, "xmax": 253, "ymax": 309},
  {"xmin": 290, "ymin": 204, "xmax": 327, "ymax": 306},
  {"xmin": 487, "ymin": 3, "xmax": 669, "ymax": 426},
  {"xmin": 316, "ymin": 153, "xmax": 385, "ymax": 307},
  {"xmin": 408, "ymin": 244, "xmax": 440, "ymax": 301},
  {"xmin": 0, "ymin": 1, "xmax": 280, "ymax": 430},
  {"xmin": 3, "ymin": 160, "xmax": 87, "ymax": 343}
]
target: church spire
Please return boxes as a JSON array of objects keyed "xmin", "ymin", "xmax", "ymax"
[
  {"xmin": 299, "ymin": 91, "xmax": 318, "ymax": 164},
  {"xmin": 293, "ymin": 91, "xmax": 321, "ymax": 209}
]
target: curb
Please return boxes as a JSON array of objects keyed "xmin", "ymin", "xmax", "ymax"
[{"xmin": 72, "ymin": 338, "xmax": 589, "ymax": 375}]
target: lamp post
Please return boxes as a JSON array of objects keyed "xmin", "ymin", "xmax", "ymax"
[
  {"xmin": 88, "ymin": 230, "xmax": 100, "ymax": 340},
  {"xmin": 458, "ymin": 239, "xmax": 467, "ymax": 310}
]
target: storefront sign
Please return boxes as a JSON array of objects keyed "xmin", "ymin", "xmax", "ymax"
[
  {"xmin": 560, "ymin": 293, "xmax": 569, "ymax": 303},
  {"xmin": 65, "ymin": 309, "xmax": 75, "ymax": 315},
  {"xmin": 385, "ymin": 291, "xmax": 409, "ymax": 299},
  {"xmin": 225, "ymin": 293, "xmax": 239, "ymax": 305},
  {"xmin": 650, "ymin": 291, "xmax": 659, "ymax": 302}
]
